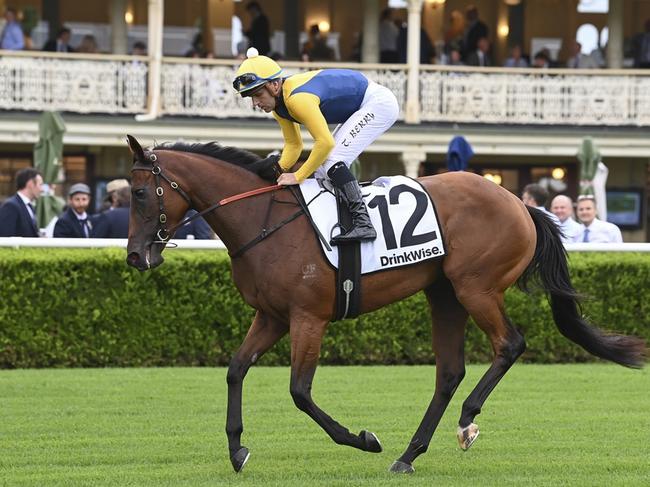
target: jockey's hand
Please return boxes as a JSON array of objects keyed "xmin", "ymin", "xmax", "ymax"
[{"xmin": 277, "ymin": 172, "xmax": 299, "ymax": 186}]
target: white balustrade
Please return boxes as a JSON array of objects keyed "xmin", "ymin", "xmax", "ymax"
[
  {"xmin": 2, "ymin": 51, "xmax": 650, "ymax": 126},
  {"xmin": 0, "ymin": 52, "xmax": 148, "ymax": 114},
  {"xmin": 419, "ymin": 67, "xmax": 650, "ymax": 126},
  {"xmin": 161, "ymin": 60, "xmax": 272, "ymax": 118},
  {"xmin": 160, "ymin": 59, "xmax": 407, "ymax": 119}
]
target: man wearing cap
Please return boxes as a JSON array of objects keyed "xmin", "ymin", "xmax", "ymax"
[
  {"xmin": 0, "ymin": 168, "xmax": 43, "ymax": 237},
  {"xmin": 53, "ymin": 183, "xmax": 93, "ymax": 238},
  {"xmin": 102, "ymin": 178, "xmax": 130, "ymax": 211},
  {"xmin": 232, "ymin": 47, "xmax": 399, "ymax": 244}
]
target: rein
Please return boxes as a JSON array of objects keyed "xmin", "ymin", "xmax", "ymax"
[{"xmin": 131, "ymin": 151, "xmax": 304, "ymax": 257}]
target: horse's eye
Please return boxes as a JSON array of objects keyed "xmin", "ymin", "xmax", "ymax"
[{"xmin": 134, "ymin": 189, "xmax": 146, "ymax": 199}]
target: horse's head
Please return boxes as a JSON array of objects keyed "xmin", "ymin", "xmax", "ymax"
[{"xmin": 125, "ymin": 135, "xmax": 190, "ymax": 271}]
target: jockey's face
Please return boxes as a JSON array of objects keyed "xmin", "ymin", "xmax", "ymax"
[{"xmin": 251, "ymin": 80, "xmax": 281, "ymax": 112}]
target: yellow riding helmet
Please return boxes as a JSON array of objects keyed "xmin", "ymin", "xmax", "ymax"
[{"xmin": 233, "ymin": 47, "xmax": 283, "ymax": 97}]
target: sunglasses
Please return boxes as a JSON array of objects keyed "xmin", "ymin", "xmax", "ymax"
[
  {"xmin": 577, "ymin": 195, "xmax": 595, "ymax": 201},
  {"xmin": 232, "ymin": 70, "xmax": 281, "ymax": 93}
]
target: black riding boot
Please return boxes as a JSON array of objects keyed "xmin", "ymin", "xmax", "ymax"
[{"xmin": 327, "ymin": 162, "xmax": 377, "ymax": 244}]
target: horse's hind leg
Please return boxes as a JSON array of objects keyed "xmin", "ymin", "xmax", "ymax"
[
  {"xmin": 226, "ymin": 311, "xmax": 288, "ymax": 472},
  {"xmin": 288, "ymin": 312, "xmax": 382, "ymax": 453},
  {"xmin": 390, "ymin": 278, "xmax": 468, "ymax": 474},
  {"xmin": 455, "ymin": 291, "xmax": 526, "ymax": 450}
]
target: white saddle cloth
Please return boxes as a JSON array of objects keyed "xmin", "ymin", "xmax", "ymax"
[{"xmin": 299, "ymin": 176, "xmax": 446, "ymax": 274}]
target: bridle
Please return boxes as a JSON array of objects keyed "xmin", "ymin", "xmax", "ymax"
[
  {"xmin": 132, "ymin": 151, "xmax": 193, "ymax": 243},
  {"xmin": 131, "ymin": 150, "xmax": 304, "ymax": 257}
]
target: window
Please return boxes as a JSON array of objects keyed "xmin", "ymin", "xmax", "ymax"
[
  {"xmin": 576, "ymin": 24, "xmax": 599, "ymax": 54},
  {"xmin": 577, "ymin": 0, "xmax": 608, "ymax": 14},
  {"xmin": 600, "ymin": 27, "xmax": 609, "ymax": 48}
]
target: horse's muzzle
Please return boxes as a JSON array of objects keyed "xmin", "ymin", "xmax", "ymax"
[{"xmin": 126, "ymin": 244, "xmax": 164, "ymax": 271}]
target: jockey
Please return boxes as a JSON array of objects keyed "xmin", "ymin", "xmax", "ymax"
[{"xmin": 233, "ymin": 47, "xmax": 399, "ymax": 244}]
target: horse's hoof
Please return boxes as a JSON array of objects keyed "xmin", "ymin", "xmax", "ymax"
[
  {"xmin": 230, "ymin": 447, "xmax": 250, "ymax": 473},
  {"xmin": 457, "ymin": 423, "xmax": 480, "ymax": 451},
  {"xmin": 389, "ymin": 460, "xmax": 415, "ymax": 474},
  {"xmin": 360, "ymin": 430, "xmax": 383, "ymax": 453}
]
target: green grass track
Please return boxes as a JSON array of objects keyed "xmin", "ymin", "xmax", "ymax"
[{"xmin": 1, "ymin": 364, "xmax": 648, "ymax": 486}]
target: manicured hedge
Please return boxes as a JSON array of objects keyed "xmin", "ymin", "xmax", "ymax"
[{"xmin": 0, "ymin": 248, "xmax": 648, "ymax": 368}]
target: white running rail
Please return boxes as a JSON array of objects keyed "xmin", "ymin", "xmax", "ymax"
[{"xmin": 0, "ymin": 238, "xmax": 648, "ymax": 252}]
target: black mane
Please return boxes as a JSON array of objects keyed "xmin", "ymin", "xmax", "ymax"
[{"xmin": 153, "ymin": 141, "xmax": 262, "ymax": 168}]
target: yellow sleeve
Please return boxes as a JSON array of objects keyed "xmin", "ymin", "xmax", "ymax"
[
  {"xmin": 285, "ymin": 92, "xmax": 335, "ymax": 182},
  {"xmin": 272, "ymin": 113, "xmax": 303, "ymax": 171}
]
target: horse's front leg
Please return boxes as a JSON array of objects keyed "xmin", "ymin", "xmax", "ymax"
[
  {"xmin": 226, "ymin": 311, "xmax": 288, "ymax": 472},
  {"xmin": 288, "ymin": 312, "xmax": 382, "ymax": 453}
]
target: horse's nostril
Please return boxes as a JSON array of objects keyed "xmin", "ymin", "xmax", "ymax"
[{"xmin": 126, "ymin": 252, "xmax": 140, "ymax": 266}]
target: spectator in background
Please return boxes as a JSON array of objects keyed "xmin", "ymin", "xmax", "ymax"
[
  {"xmin": 100, "ymin": 178, "xmax": 129, "ymax": 212},
  {"xmin": 443, "ymin": 44, "xmax": 464, "ymax": 66},
  {"xmin": 521, "ymin": 183, "xmax": 560, "ymax": 225},
  {"xmin": 174, "ymin": 210, "xmax": 214, "ymax": 240},
  {"xmin": 532, "ymin": 50, "xmax": 551, "ymax": 68},
  {"xmin": 462, "ymin": 4, "xmax": 488, "ymax": 62},
  {"xmin": 565, "ymin": 41, "xmax": 596, "ymax": 69},
  {"xmin": 633, "ymin": 19, "xmax": 650, "ymax": 68},
  {"xmin": 379, "ymin": 7, "xmax": 399, "ymax": 63},
  {"xmin": 504, "ymin": 44, "xmax": 528, "ymax": 68},
  {"xmin": 245, "ymin": 1, "xmax": 270, "ymax": 56},
  {"xmin": 43, "ymin": 27, "xmax": 75, "ymax": 52},
  {"xmin": 301, "ymin": 24, "xmax": 334, "ymax": 62},
  {"xmin": 350, "ymin": 31, "xmax": 362, "ymax": 62},
  {"xmin": 466, "ymin": 36, "xmax": 491, "ymax": 67},
  {"xmin": 92, "ymin": 185, "xmax": 130, "ymax": 238},
  {"xmin": 574, "ymin": 195, "xmax": 623, "ymax": 243},
  {"xmin": 550, "ymin": 194, "xmax": 582, "ymax": 244},
  {"xmin": 0, "ymin": 168, "xmax": 42, "ymax": 237},
  {"xmin": 131, "ymin": 41, "xmax": 146, "ymax": 56},
  {"xmin": 443, "ymin": 9, "xmax": 465, "ymax": 56},
  {"xmin": 0, "ymin": 7, "xmax": 24, "ymax": 50},
  {"xmin": 76, "ymin": 34, "xmax": 98, "ymax": 53},
  {"xmin": 53, "ymin": 183, "xmax": 93, "ymax": 238},
  {"xmin": 397, "ymin": 22, "xmax": 435, "ymax": 64}
]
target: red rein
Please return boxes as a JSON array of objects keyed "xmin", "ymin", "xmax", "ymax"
[{"xmin": 218, "ymin": 184, "xmax": 283, "ymax": 207}]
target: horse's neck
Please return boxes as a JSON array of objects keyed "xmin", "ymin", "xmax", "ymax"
[{"xmin": 177, "ymin": 156, "xmax": 269, "ymax": 250}]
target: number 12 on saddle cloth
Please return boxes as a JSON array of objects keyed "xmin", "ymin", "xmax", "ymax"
[{"xmin": 299, "ymin": 176, "xmax": 446, "ymax": 274}]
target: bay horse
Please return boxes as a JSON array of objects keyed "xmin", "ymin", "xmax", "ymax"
[{"xmin": 124, "ymin": 135, "xmax": 645, "ymax": 474}]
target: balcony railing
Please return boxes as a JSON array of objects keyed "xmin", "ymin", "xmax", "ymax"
[
  {"xmin": 0, "ymin": 51, "xmax": 148, "ymax": 114},
  {"xmin": 2, "ymin": 51, "xmax": 650, "ymax": 126}
]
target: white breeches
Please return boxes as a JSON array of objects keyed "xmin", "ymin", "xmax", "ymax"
[{"xmin": 313, "ymin": 80, "xmax": 399, "ymax": 180}]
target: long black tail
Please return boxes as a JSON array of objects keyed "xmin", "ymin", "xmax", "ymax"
[{"xmin": 518, "ymin": 206, "xmax": 646, "ymax": 368}]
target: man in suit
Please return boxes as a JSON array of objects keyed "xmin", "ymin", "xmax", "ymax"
[
  {"xmin": 0, "ymin": 168, "xmax": 43, "ymax": 237},
  {"xmin": 53, "ymin": 183, "xmax": 93, "ymax": 238},
  {"xmin": 92, "ymin": 185, "xmax": 130, "ymax": 238},
  {"xmin": 43, "ymin": 27, "xmax": 75, "ymax": 53},
  {"xmin": 466, "ymin": 37, "xmax": 492, "ymax": 67},
  {"xmin": 462, "ymin": 5, "xmax": 488, "ymax": 62},
  {"xmin": 174, "ymin": 210, "xmax": 214, "ymax": 240},
  {"xmin": 244, "ymin": 1, "xmax": 270, "ymax": 56}
]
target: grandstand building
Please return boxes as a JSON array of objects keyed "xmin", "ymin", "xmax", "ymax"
[{"xmin": 0, "ymin": 0, "xmax": 648, "ymax": 241}]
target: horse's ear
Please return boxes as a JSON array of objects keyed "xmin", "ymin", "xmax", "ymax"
[{"xmin": 126, "ymin": 134, "xmax": 146, "ymax": 163}]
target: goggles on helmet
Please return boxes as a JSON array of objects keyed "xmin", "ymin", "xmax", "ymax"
[{"xmin": 232, "ymin": 70, "xmax": 282, "ymax": 95}]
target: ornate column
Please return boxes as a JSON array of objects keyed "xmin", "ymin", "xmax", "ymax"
[
  {"xmin": 401, "ymin": 150, "xmax": 426, "ymax": 178},
  {"xmin": 136, "ymin": 0, "xmax": 164, "ymax": 122},
  {"xmin": 607, "ymin": 0, "xmax": 624, "ymax": 69},
  {"xmin": 405, "ymin": 0, "xmax": 423, "ymax": 124},
  {"xmin": 362, "ymin": 0, "xmax": 380, "ymax": 63},
  {"xmin": 110, "ymin": 0, "xmax": 128, "ymax": 55}
]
